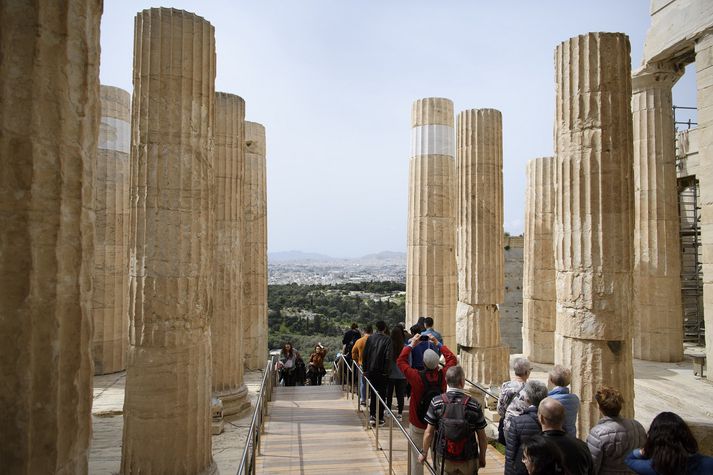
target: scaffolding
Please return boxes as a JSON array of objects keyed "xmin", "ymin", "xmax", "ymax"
[{"xmin": 675, "ymin": 104, "xmax": 705, "ymax": 345}]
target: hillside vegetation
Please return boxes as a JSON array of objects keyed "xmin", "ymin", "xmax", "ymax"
[{"xmin": 268, "ymin": 281, "xmax": 405, "ymax": 360}]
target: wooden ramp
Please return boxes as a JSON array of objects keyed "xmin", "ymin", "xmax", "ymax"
[{"xmin": 255, "ymin": 384, "xmax": 506, "ymax": 474}]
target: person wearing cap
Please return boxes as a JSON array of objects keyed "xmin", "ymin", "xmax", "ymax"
[{"xmin": 398, "ymin": 333, "xmax": 457, "ymax": 475}]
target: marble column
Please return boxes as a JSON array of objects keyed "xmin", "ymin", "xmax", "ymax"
[
  {"xmin": 212, "ymin": 92, "xmax": 249, "ymax": 415},
  {"xmin": 632, "ymin": 64, "xmax": 684, "ymax": 362},
  {"xmin": 0, "ymin": 1, "xmax": 101, "ymax": 472},
  {"xmin": 407, "ymin": 97, "xmax": 458, "ymax": 348},
  {"xmin": 522, "ymin": 156, "xmax": 556, "ymax": 364},
  {"xmin": 93, "ymin": 85, "xmax": 131, "ymax": 375},
  {"xmin": 122, "ymin": 8, "xmax": 218, "ymax": 474},
  {"xmin": 455, "ymin": 108, "xmax": 509, "ymax": 386},
  {"xmin": 243, "ymin": 121, "xmax": 268, "ymax": 370},
  {"xmin": 554, "ymin": 32, "xmax": 636, "ymax": 435},
  {"xmin": 696, "ymin": 33, "xmax": 713, "ymax": 382}
]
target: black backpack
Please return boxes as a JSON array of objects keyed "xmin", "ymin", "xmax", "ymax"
[
  {"xmin": 416, "ymin": 371, "xmax": 442, "ymax": 424},
  {"xmin": 433, "ymin": 394, "xmax": 477, "ymax": 463}
]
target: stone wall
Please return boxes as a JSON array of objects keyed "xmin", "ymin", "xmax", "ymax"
[{"xmin": 501, "ymin": 235, "xmax": 524, "ymax": 353}]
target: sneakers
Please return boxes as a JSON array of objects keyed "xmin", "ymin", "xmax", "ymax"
[
  {"xmin": 379, "ymin": 420, "xmax": 386, "ymax": 427},
  {"xmin": 369, "ymin": 416, "xmax": 376, "ymax": 427},
  {"xmin": 396, "ymin": 413, "xmax": 403, "ymax": 421},
  {"xmin": 360, "ymin": 400, "xmax": 367, "ymax": 407}
]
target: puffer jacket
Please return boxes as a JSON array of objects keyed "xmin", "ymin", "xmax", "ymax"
[
  {"xmin": 586, "ymin": 416, "xmax": 647, "ymax": 474},
  {"xmin": 549, "ymin": 386, "xmax": 580, "ymax": 437},
  {"xmin": 505, "ymin": 406, "xmax": 542, "ymax": 475}
]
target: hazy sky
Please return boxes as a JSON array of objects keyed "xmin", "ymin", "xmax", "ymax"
[{"xmin": 100, "ymin": 1, "xmax": 697, "ymax": 258}]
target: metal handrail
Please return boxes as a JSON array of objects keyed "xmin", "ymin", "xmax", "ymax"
[
  {"xmin": 462, "ymin": 374, "xmax": 498, "ymax": 400},
  {"xmin": 337, "ymin": 355, "xmax": 437, "ymax": 475},
  {"xmin": 237, "ymin": 355, "xmax": 278, "ymax": 475}
]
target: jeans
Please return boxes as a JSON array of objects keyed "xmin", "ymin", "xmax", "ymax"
[
  {"xmin": 386, "ymin": 378, "xmax": 407, "ymax": 414},
  {"xmin": 367, "ymin": 373, "xmax": 388, "ymax": 421},
  {"xmin": 359, "ymin": 373, "xmax": 366, "ymax": 403}
]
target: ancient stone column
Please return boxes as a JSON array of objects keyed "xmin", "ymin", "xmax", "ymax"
[
  {"xmin": 632, "ymin": 64, "xmax": 684, "ymax": 362},
  {"xmin": 92, "ymin": 85, "xmax": 131, "ymax": 375},
  {"xmin": 522, "ymin": 156, "xmax": 556, "ymax": 364},
  {"xmin": 455, "ymin": 108, "xmax": 509, "ymax": 386},
  {"xmin": 407, "ymin": 98, "xmax": 458, "ymax": 347},
  {"xmin": 696, "ymin": 33, "xmax": 713, "ymax": 382},
  {"xmin": 0, "ymin": 1, "xmax": 100, "ymax": 472},
  {"xmin": 554, "ymin": 32, "xmax": 636, "ymax": 435},
  {"xmin": 212, "ymin": 92, "xmax": 249, "ymax": 415},
  {"xmin": 243, "ymin": 121, "xmax": 269, "ymax": 370},
  {"xmin": 122, "ymin": 8, "xmax": 217, "ymax": 474}
]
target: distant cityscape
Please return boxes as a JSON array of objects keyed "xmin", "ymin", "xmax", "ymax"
[{"xmin": 268, "ymin": 250, "xmax": 406, "ymax": 284}]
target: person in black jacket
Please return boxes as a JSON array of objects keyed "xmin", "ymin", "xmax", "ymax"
[
  {"xmin": 362, "ymin": 320, "xmax": 392, "ymax": 427},
  {"xmin": 505, "ymin": 380, "xmax": 548, "ymax": 475},
  {"xmin": 539, "ymin": 397, "xmax": 594, "ymax": 475}
]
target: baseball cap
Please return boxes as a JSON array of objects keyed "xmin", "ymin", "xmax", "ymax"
[{"xmin": 423, "ymin": 349, "xmax": 439, "ymax": 370}]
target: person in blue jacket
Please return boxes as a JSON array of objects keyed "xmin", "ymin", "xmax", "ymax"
[{"xmin": 626, "ymin": 411, "xmax": 713, "ymax": 475}]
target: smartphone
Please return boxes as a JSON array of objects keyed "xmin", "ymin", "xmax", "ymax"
[{"xmin": 419, "ymin": 334, "xmax": 429, "ymax": 342}]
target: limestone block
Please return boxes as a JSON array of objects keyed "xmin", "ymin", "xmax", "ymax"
[
  {"xmin": 243, "ymin": 121, "xmax": 269, "ymax": 370},
  {"xmin": 407, "ymin": 98, "xmax": 457, "ymax": 348},
  {"xmin": 0, "ymin": 2, "xmax": 100, "ymax": 472},
  {"xmin": 501, "ymin": 239, "xmax": 525, "ymax": 353},
  {"xmin": 554, "ymin": 32, "xmax": 636, "ymax": 435},
  {"xmin": 459, "ymin": 346, "xmax": 509, "ymax": 389},
  {"xmin": 455, "ymin": 108, "xmax": 509, "ymax": 386},
  {"xmin": 696, "ymin": 33, "xmax": 713, "ymax": 382},
  {"xmin": 631, "ymin": 65, "xmax": 684, "ymax": 362},
  {"xmin": 122, "ymin": 8, "xmax": 218, "ymax": 474},
  {"xmin": 93, "ymin": 85, "xmax": 131, "ymax": 375},
  {"xmin": 522, "ymin": 157, "xmax": 556, "ymax": 364},
  {"xmin": 212, "ymin": 92, "xmax": 249, "ymax": 416}
]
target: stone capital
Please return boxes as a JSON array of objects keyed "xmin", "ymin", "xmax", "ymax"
[{"xmin": 632, "ymin": 62, "xmax": 684, "ymax": 92}]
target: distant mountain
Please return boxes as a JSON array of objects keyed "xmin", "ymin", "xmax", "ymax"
[
  {"xmin": 268, "ymin": 250, "xmax": 335, "ymax": 262},
  {"xmin": 359, "ymin": 251, "xmax": 406, "ymax": 262}
]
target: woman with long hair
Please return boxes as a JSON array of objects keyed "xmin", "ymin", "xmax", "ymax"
[
  {"xmin": 626, "ymin": 411, "xmax": 713, "ymax": 475},
  {"xmin": 307, "ymin": 343, "xmax": 327, "ymax": 386},
  {"xmin": 277, "ymin": 342, "xmax": 300, "ymax": 387},
  {"xmin": 386, "ymin": 325, "xmax": 407, "ymax": 420},
  {"xmin": 522, "ymin": 434, "xmax": 566, "ymax": 475}
]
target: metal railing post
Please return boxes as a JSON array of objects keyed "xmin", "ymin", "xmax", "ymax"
[
  {"xmin": 388, "ymin": 412, "xmax": 393, "ymax": 474},
  {"xmin": 365, "ymin": 378, "xmax": 370, "ymax": 429},
  {"xmin": 351, "ymin": 360, "xmax": 355, "ymax": 400},
  {"xmin": 375, "ymin": 393, "xmax": 380, "ymax": 447}
]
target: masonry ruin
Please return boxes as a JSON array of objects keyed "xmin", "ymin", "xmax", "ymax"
[{"xmin": 2, "ymin": 1, "xmax": 713, "ymax": 473}]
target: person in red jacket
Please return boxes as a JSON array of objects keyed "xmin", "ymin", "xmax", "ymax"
[{"xmin": 397, "ymin": 334, "xmax": 457, "ymax": 475}]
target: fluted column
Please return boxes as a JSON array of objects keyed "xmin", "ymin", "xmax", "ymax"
[
  {"xmin": 93, "ymin": 85, "xmax": 131, "ymax": 375},
  {"xmin": 122, "ymin": 8, "xmax": 217, "ymax": 474},
  {"xmin": 522, "ymin": 156, "xmax": 556, "ymax": 364},
  {"xmin": 407, "ymin": 98, "xmax": 457, "ymax": 347},
  {"xmin": 455, "ymin": 108, "xmax": 509, "ymax": 386},
  {"xmin": 212, "ymin": 92, "xmax": 249, "ymax": 415},
  {"xmin": 554, "ymin": 32, "xmax": 635, "ymax": 436},
  {"xmin": 243, "ymin": 121, "xmax": 268, "ymax": 370},
  {"xmin": 0, "ymin": 1, "xmax": 100, "ymax": 472},
  {"xmin": 695, "ymin": 33, "xmax": 713, "ymax": 382},
  {"xmin": 632, "ymin": 64, "xmax": 684, "ymax": 362}
]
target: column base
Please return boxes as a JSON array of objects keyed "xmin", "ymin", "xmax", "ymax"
[
  {"xmin": 215, "ymin": 384, "xmax": 251, "ymax": 418},
  {"xmin": 459, "ymin": 345, "xmax": 509, "ymax": 387},
  {"xmin": 554, "ymin": 332, "xmax": 634, "ymax": 437}
]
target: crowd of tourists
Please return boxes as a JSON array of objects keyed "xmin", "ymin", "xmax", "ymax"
[{"xmin": 332, "ymin": 318, "xmax": 713, "ymax": 475}]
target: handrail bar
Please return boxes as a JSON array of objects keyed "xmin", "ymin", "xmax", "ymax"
[
  {"xmin": 462, "ymin": 374, "xmax": 498, "ymax": 400},
  {"xmin": 236, "ymin": 355, "xmax": 277, "ymax": 475},
  {"xmin": 338, "ymin": 355, "xmax": 437, "ymax": 475}
]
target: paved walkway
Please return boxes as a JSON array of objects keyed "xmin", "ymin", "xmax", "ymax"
[{"xmin": 255, "ymin": 384, "xmax": 506, "ymax": 474}]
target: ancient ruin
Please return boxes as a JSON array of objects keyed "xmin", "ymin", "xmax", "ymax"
[
  {"xmin": 212, "ymin": 92, "xmax": 250, "ymax": 416},
  {"xmin": 0, "ymin": 1, "xmax": 101, "ymax": 472},
  {"xmin": 522, "ymin": 156, "xmax": 556, "ymax": 364},
  {"xmin": 455, "ymin": 108, "xmax": 509, "ymax": 386},
  {"xmin": 122, "ymin": 8, "xmax": 217, "ymax": 474},
  {"xmin": 407, "ymin": 97, "xmax": 458, "ymax": 347},
  {"xmin": 93, "ymin": 85, "xmax": 131, "ymax": 375},
  {"xmin": 632, "ymin": 66, "xmax": 685, "ymax": 362},
  {"xmin": 554, "ymin": 32, "xmax": 636, "ymax": 434},
  {"xmin": 242, "ymin": 121, "xmax": 269, "ymax": 370}
]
